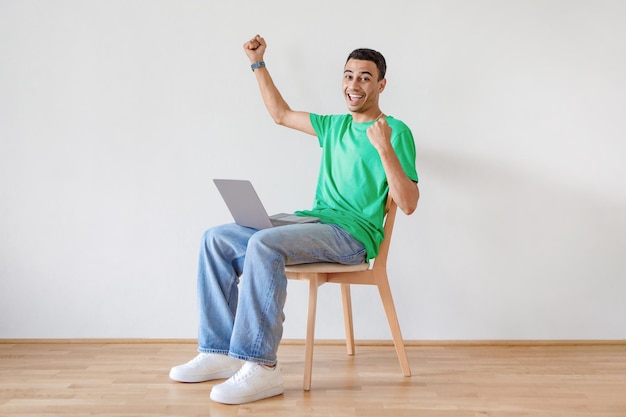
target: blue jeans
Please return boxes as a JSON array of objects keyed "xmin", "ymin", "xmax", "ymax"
[{"xmin": 196, "ymin": 222, "xmax": 367, "ymax": 366}]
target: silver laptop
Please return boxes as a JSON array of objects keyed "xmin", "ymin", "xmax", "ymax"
[{"xmin": 213, "ymin": 179, "xmax": 320, "ymax": 229}]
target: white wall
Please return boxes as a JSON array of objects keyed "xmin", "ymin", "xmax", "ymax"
[{"xmin": 1, "ymin": 0, "xmax": 625, "ymax": 340}]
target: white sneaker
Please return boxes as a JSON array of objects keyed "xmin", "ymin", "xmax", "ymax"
[
  {"xmin": 169, "ymin": 353, "xmax": 243, "ymax": 383},
  {"xmin": 209, "ymin": 361, "xmax": 284, "ymax": 404}
]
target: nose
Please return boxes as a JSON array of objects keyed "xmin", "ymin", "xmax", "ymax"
[{"xmin": 346, "ymin": 77, "xmax": 359, "ymax": 90}]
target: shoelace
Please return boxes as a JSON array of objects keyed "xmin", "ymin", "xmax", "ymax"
[{"xmin": 230, "ymin": 363, "xmax": 257, "ymax": 383}]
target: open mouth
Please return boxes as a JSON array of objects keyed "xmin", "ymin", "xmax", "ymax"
[{"xmin": 347, "ymin": 93, "xmax": 364, "ymax": 103}]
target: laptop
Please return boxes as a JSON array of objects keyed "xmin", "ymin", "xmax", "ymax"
[{"xmin": 213, "ymin": 179, "xmax": 320, "ymax": 229}]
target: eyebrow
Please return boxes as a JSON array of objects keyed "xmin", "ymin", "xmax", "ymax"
[{"xmin": 344, "ymin": 69, "xmax": 374, "ymax": 77}]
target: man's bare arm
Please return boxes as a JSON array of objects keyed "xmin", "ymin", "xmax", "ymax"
[
  {"xmin": 367, "ymin": 117, "xmax": 420, "ymax": 215},
  {"xmin": 243, "ymin": 35, "xmax": 315, "ymax": 136}
]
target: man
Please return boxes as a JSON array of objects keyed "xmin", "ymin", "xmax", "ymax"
[{"xmin": 169, "ymin": 34, "xmax": 419, "ymax": 405}]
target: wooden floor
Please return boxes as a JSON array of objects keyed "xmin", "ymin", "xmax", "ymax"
[{"xmin": 1, "ymin": 341, "xmax": 625, "ymax": 417}]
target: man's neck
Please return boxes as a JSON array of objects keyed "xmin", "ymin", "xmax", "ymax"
[{"xmin": 351, "ymin": 109, "xmax": 383, "ymax": 123}]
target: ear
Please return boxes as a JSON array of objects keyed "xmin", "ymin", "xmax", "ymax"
[{"xmin": 378, "ymin": 78, "xmax": 387, "ymax": 93}]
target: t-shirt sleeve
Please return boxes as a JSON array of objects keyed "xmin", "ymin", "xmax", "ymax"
[
  {"xmin": 391, "ymin": 124, "xmax": 419, "ymax": 183},
  {"xmin": 309, "ymin": 113, "xmax": 323, "ymax": 146}
]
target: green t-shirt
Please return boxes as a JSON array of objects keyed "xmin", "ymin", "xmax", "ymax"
[{"xmin": 296, "ymin": 113, "xmax": 418, "ymax": 260}]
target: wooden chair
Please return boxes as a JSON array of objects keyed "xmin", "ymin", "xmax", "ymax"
[{"xmin": 285, "ymin": 198, "xmax": 411, "ymax": 390}]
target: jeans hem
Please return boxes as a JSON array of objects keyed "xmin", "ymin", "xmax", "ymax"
[
  {"xmin": 198, "ymin": 347, "xmax": 230, "ymax": 355},
  {"xmin": 228, "ymin": 352, "xmax": 276, "ymax": 366}
]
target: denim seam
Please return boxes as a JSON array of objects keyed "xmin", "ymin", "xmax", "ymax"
[{"xmin": 252, "ymin": 252, "xmax": 280, "ymax": 360}]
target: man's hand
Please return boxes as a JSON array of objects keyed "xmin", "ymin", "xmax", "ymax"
[
  {"xmin": 367, "ymin": 116, "xmax": 393, "ymax": 152},
  {"xmin": 243, "ymin": 34, "xmax": 266, "ymax": 63}
]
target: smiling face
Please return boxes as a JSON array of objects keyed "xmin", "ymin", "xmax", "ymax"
[{"xmin": 343, "ymin": 58, "xmax": 386, "ymax": 120}]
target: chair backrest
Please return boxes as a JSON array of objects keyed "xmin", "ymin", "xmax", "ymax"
[{"xmin": 372, "ymin": 198, "xmax": 398, "ymax": 271}]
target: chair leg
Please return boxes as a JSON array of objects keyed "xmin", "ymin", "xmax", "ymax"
[
  {"xmin": 303, "ymin": 276, "xmax": 321, "ymax": 391},
  {"xmin": 340, "ymin": 283, "xmax": 355, "ymax": 355},
  {"xmin": 377, "ymin": 276, "xmax": 412, "ymax": 377}
]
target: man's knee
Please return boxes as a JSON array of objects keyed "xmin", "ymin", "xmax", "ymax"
[
  {"xmin": 201, "ymin": 224, "xmax": 239, "ymax": 247},
  {"xmin": 247, "ymin": 228, "xmax": 291, "ymax": 255},
  {"xmin": 202, "ymin": 225, "xmax": 222, "ymax": 244}
]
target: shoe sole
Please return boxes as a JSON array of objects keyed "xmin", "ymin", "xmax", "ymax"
[
  {"xmin": 169, "ymin": 367, "xmax": 239, "ymax": 383},
  {"xmin": 210, "ymin": 384, "xmax": 285, "ymax": 404}
]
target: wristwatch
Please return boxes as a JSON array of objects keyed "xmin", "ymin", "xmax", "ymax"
[{"xmin": 251, "ymin": 61, "xmax": 266, "ymax": 72}]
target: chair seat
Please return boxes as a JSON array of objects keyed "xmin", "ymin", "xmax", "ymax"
[{"xmin": 285, "ymin": 262, "xmax": 370, "ymax": 274}]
